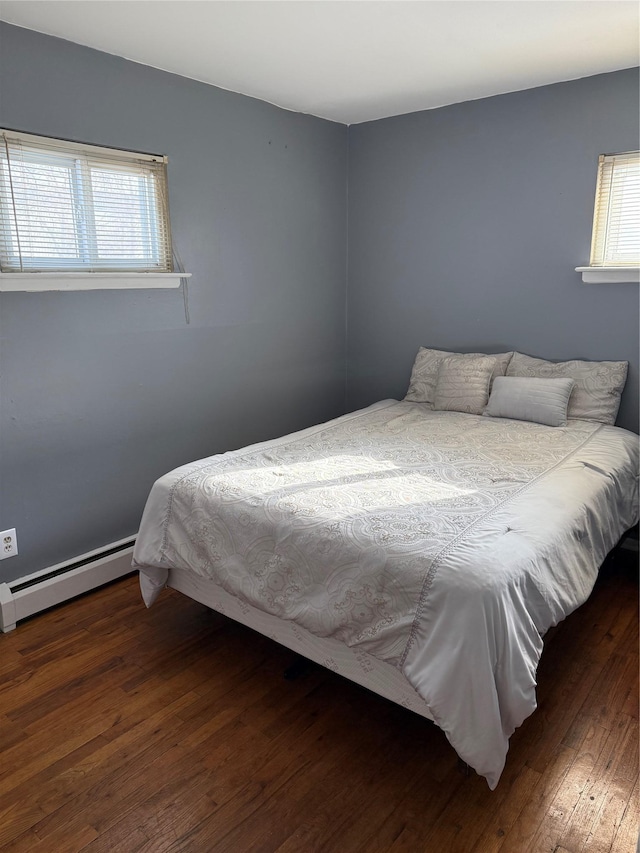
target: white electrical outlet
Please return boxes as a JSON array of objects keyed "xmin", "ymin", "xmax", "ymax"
[{"xmin": 0, "ymin": 528, "xmax": 18, "ymax": 559}]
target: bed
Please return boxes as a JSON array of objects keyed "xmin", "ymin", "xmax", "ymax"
[{"xmin": 133, "ymin": 349, "xmax": 639, "ymax": 789}]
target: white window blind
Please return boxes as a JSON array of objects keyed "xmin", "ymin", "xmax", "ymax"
[
  {"xmin": 589, "ymin": 151, "xmax": 640, "ymax": 268},
  {"xmin": 0, "ymin": 130, "xmax": 173, "ymax": 273}
]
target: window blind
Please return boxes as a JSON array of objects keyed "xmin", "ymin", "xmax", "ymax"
[
  {"xmin": 590, "ymin": 151, "xmax": 640, "ymax": 268},
  {"xmin": 0, "ymin": 130, "xmax": 173, "ymax": 273}
]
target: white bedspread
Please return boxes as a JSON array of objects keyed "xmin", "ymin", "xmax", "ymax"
[{"xmin": 133, "ymin": 401, "xmax": 639, "ymax": 788}]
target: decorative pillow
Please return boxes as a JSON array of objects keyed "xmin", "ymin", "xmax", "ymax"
[
  {"xmin": 484, "ymin": 376, "xmax": 575, "ymax": 427},
  {"xmin": 405, "ymin": 348, "xmax": 514, "ymax": 406},
  {"xmin": 433, "ymin": 355, "xmax": 497, "ymax": 415},
  {"xmin": 506, "ymin": 352, "xmax": 628, "ymax": 425}
]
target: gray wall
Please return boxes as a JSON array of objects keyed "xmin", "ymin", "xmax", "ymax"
[
  {"xmin": 0, "ymin": 24, "xmax": 348, "ymax": 583},
  {"xmin": 347, "ymin": 69, "xmax": 639, "ymax": 433}
]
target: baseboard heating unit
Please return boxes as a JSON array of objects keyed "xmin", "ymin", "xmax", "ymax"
[{"xmin": 0, "ymin": 535, "xmax": 136, "ymax": 633}]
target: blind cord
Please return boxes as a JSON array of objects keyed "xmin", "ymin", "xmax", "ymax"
[
  {"xmin": 182, "ymin": 278, "xmax": 191, "ymax": 326},
  {"xmin": 2, "ymin": 134, "xmax": 25, "ymax": 271},
  {"xmin": 172, "ymin": 243, "xmax": 191, "ymax": 325}
]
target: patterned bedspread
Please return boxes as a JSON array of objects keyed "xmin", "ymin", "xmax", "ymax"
[{"xmin": 133, "ymin": 401, "xmax": 639, "ymax": 787}]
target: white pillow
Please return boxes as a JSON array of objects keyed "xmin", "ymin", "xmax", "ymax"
[
  {"xmin": 506, "ymin": 352, "xmax": 628, "ymax": 425},
  {"xmin": 484, "ymin": 376, "xmax": 575, "ymax": 427},
  {"xmin": 405, "ymin": 348, "xmax": 514, "ymax": 407},
  {"xmin": 433, "ymin": 355, "xmax": 497, "ymax": 415}
]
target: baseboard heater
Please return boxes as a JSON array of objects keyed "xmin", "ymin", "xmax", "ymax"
[{"xmin": 0, "ymin": 535, "xmax": 136, "ymax": 633}]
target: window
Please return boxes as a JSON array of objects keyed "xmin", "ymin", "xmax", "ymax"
[
  {"xmin": 0, "ymin": 130, "xmax": 186, "ymax": 290},
  {"xmin": 577, "ymin": 151, "xmax": 640, "ymax": 283},
  {"xmin": 590, "ymin": 152, "xmax": 640, "ymax": 267}
]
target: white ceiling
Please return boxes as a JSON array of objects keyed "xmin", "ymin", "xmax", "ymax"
[{"xmin": 1, "ymin": 1, "xmax": 638, "ymax": 125}]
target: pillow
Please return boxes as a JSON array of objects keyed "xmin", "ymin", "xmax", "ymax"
[
  {"xmin": 433, "ymin": 355, "xmax": 497, "ymax": 415},
  {"xmin": 506, "ymin": 352, "xmax": 628, "ymax": 425},
  {"xmin": 405, "ymin": 348, "xmax": 514, "ymax": 406},
  {"xmin": 484, "ymin": 376, "xmax": 575, "ymax": 427}
]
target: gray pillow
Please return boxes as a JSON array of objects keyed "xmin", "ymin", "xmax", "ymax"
[
  {"xmin": 433, "ymin": 355, "xmax": 497, "ymax": 415},
  {"xmin": 484, "ymin": 376, "xmax": 575, "ymax": 427},
  {"xmin": 506, "ymin": 352, "xmax": 628, "ymax": 425},
  {"xmin": 405, "ymin": 348, "xmax": 514, "ymax": 406}
]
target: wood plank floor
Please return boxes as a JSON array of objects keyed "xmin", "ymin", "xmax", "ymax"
[{"xmin": 0, "ymin": 547, "xmax": 637, "ymax": 852}]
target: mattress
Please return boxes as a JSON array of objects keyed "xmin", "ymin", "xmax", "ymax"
[{"xmin": 134, "ymin": 400, "xmax": 639, "ymax": 788}]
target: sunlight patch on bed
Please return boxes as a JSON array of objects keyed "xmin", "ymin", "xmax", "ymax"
[{"xmin": 203, "ymin": 454, "xmax": 476, "ymax": 515}]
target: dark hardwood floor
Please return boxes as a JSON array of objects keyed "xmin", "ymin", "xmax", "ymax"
[{"xmin": 0, "ymin": 546, "xmax": 637, "ymax": 852}]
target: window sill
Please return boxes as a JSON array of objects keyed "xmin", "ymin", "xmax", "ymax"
[
  {"xmin": 0, "ymin": 272, "xmax": 190, "ymax": 292},
  {"xmin": 575, "ymin": 266, "xmax": 639, "ymax": 284}
]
